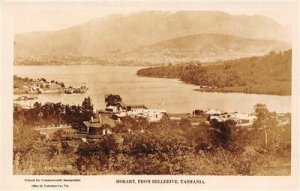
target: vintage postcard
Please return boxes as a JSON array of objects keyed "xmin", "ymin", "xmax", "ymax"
[{"xmin": 1, "ymin": 0, "xmax": 299, "ymax": 190}]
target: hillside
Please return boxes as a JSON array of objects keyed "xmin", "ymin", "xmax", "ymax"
[
  {"xmin": 137, "ymin": 50, "xmax": 292, "ymax": 95},
  {"xmin": 114, "ymin": 33, "xmax": 288, "ymax": 64},
  {"xmin": 14, "ymin": 11, "xmax": 290, "ymax": 65}
]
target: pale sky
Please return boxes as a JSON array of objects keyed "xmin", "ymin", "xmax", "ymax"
[{"xmin": 6, "ymin": 1, "xmax": 297, "ymax": 34}]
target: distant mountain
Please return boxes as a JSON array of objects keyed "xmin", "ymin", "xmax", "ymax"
[
  {"xmin": 14, "ymin": 11, "xmax": 290, "ymax": 65},
  {"xmin": 111, "ymin": 33, "xmax": 288, "ymax": 63}
]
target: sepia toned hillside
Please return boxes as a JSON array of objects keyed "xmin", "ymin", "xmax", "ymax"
[{"xmin": 137, "ymin": 49, "xmax": 292, "ymax": 95}]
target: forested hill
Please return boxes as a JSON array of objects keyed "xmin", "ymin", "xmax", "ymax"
[{"xmin": 137, "ymin": 50, "xmax": 292, "ymax": 96}]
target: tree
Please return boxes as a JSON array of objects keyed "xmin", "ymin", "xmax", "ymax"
[
  {"xmin": 60, "ymin": 82, "xmax": 65, "ymax": 88},
  {"xmin": 210, "ymin": 119, "xmax": 236, "ymax": 148},
  {"xmin": 81, "ymin": 97, "xmax": 94, "ymax": 121},
  {"xmin": 253, "ymin": 104, "xmax": 277, "ymax": 148},
  {"xmin": 105, "ymin": 94, "xmax": 122, "ymax": 107},
  {"xmin": 47, "ymin": 144, "xmax": 59, "ymax": 160},
  {"xmin": 61, "ymin": 142, "xmax": 73, "ymax": 156},
  {"xmin": 75, "ymin": 137, "xmax": 117, "ymax": 172},
  {"xmin": 52, "ymin": 102, "xmax": 64, "ymax": 125},
  {"xmin": 33, "ymin": 102, "xmax": 42, "ymax": 110}
]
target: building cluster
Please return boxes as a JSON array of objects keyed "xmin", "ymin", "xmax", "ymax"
[
  {"xmin": 206, "ymin": 109, "xmax": 257, "ymax": 127},
  {"xmin": 19, "ymin": 93, "xmax": 290, "ymax": 141},
  {"xmin": 81, "ymin": 94, "xmax": 167, "ymax": 136},
  {"xmin": 204, "ymin": 108, "xmax": 290, "ymax": 128}
]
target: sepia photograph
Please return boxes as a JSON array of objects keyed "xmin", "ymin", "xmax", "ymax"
[{"xmin": 1, "ymin": 0, "xmax": 300, "ymax": 190}]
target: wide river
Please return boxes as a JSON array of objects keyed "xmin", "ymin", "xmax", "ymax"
[{"xmin": 14, "ymin": 65, "xmax": 291, "ymax": 113}]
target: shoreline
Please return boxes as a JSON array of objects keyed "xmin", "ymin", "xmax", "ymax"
[
  {"xmin": 137, "ymin": 74, "xmax": 291, "ymax": 96},
  {"xmin": 193, "ymin": 88, "xmax": 291, "ymax": 97}
]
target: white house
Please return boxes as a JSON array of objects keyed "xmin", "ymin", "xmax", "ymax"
[
  {"xmin": 229, "ymin": 112, "xmax": 257, "ymax": 127},
  {"xmin": 208, "ymin": 111, "xmax": 257, "ymax": 127},
  {"xmin": 119, "ymin": 108, "xmax": 167, "ymax": 123},
  {"xmin": 205, "ymin": 109, "xmax": 222, "ymax": 115}
]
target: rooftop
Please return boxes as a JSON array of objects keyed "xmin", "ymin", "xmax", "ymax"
[{"xmin": 83, "ymin": 114, "xmax": 116, "ymax": 128}]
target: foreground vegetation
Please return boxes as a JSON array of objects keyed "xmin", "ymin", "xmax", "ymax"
[
  {"xmin": 137, "ymin": 50, "xmax": 291, "ymax": 95},
  {"xmin": 13, "ymin": 98, "xmax": 291, "ymax": 175}
]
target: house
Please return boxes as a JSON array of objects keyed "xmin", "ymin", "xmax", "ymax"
[
  {"xmin": 82, "ymin": 114, "xmax": 116, "ymax": 135},
  {"xmin": 205, "ymin": 109, "xmax": 222, "ymax": 115},
  {"xmin": 104, "ymin": 102, "xmax": 127, "ymax": 113},
  {"xmin": 111, "ymin": 108, "xmax": 167, "ymax": 123},
  {"xmin": 43, "ymin": 83, "xmax": 64, "ymax": 93},
  {"xmin": 126, "ymin": 108, "xmax": 167, "ymax": 122},
  {"xmin": 147, "ymin": 109, "xmax": 167, "ymax": 122},
  {"xmin": 209, "ymin": 113, "xmax": 231, "ymax": 123},
  {"xmin": 101, "ymin": 95, "xmax": 166, "ymax": 123},
  {"xmin": 48, "ymin": 83, "xmax": 62, "ymax": 90},
  {"xmin": 105, "ymin": 105, "xmax": 119, "ymax": 113},
  {"xmin": 126, "ymin": 104, "xmax": 148, "ymax": 111},
  {"xmin": 230, "ymin": 112, "xmax": 257, "ymax": 127},
  {"xmin": 207, "ymin": 111, "xmax": 257, "ymax": 127}
]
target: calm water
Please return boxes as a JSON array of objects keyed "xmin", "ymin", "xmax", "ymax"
[{"xmin": 14, "ymin": 65, "xmax": 291, "ymax": 113}]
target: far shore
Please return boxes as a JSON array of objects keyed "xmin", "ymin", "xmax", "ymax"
[{"xmin": 193, "ymin": 88, "xmax": 291, "ymax": 96}]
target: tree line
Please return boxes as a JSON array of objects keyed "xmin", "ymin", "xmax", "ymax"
[{"xmin": 14, "ymin": 97, "xmax": 94, "ymax": 127}]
